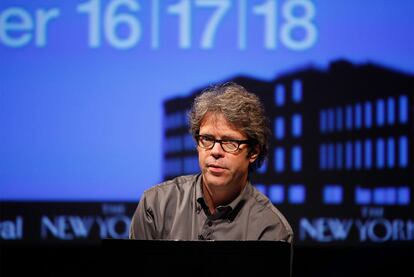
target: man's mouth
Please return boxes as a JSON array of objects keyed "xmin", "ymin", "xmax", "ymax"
[
  {"xmin": 207, "ymin": 163, "xmax": 225, "ymax": 168},
  {"xmin": 207, "ymin": 164, "xmax": 227, "ymax": 174}
]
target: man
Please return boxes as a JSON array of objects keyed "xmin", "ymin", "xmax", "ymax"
[{"xmin": 130, "ymin": 82, "xmax": 293, "ymax": 242}]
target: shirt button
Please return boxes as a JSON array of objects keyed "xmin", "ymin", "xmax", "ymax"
[
  {"xmin": 207, "ymin": 221, "xmax": 213, "ymax": 227},
  {"xmin": 198, "ymin": 235, "xmax": 204, "ymax": 240}
]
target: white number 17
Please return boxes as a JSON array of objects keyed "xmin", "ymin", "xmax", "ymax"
[{"xmin": 195, "ymin": 0, "xmax": 231, "ymax": 49}]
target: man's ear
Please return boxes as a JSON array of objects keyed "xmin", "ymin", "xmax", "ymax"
[{"xmin": 249, "ymin": 145, "xmax": 260, "ymax": 163}]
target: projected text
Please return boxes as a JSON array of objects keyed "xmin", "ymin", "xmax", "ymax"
[{"xmin": 0, "ymin": 0, "xmax": 318, "ymax": 50}]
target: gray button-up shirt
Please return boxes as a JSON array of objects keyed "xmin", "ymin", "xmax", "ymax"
[{"xmin": 129, "ymin": 174, "xmax": 293, "ymax": 242}]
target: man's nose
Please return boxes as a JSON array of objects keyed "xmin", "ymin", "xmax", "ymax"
[{"xmin": 210, "ymin": 141, "xmax": 225, "ymax": 158}]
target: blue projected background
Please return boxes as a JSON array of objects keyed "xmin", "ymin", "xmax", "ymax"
[{"xmin": 1, "ymin": 0, "xmax": 413, "ymax": 203}]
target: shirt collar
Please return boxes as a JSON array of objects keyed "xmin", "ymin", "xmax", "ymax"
[{"xmin": 195, "ymin": 174, "xmax": 250, "ymax": 221}]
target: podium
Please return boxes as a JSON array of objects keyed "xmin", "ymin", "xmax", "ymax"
[{"xmin": 101, "ymin": 239, "xmax": 292, "ymax": 277}]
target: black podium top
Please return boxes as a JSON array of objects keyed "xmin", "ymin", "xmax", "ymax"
[{"xmin": 101, "ymin": 239, "xmax": 292, "ymax": 277}]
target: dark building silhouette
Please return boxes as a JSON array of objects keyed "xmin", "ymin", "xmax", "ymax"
[{"xmin": 162, "ymin": 60, "xmax": 414, "ymax": 244}]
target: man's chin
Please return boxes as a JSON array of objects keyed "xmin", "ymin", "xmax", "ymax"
[{"xmin": 204, "ymin": 174, "xmax": 229, "ymax": 188}]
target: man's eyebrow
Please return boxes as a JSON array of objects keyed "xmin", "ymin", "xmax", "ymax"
[
  {"xmin": 221, "ymin": 135, "xmax": 243, "ymax": 140},
  {"xmin": 198, "ymin": 133, "xmax": 214, "ymax": 137},
  {"xmin": 201, "ymin": 134, "xmax": 245, "ymax": 141}
]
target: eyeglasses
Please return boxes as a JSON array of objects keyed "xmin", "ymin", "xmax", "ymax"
[{"xmin": 195, "ymin": 135, "xmax": 252, "ymax": 153}]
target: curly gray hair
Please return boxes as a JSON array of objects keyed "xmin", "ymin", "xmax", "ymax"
[{"xmin": 188, "ymin": 82, "xmax": 270, "ymax": 171}]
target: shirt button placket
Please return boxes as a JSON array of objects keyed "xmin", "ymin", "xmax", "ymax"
[{"xmin": 198, "ymin": 219, "xmax": 214, "ymax": 240}]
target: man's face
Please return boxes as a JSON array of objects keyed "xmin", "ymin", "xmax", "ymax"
[{"xmin": 197, "ymin": 113, "xmax": 258, "ymax": 191}]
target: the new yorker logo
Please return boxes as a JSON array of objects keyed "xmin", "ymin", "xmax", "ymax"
[
  {"xmin": 300, "ymin": 217, "xmax": 414, "ymax": 242},
  {"xmin": 41, "ymin": 215, "xmax": 130, "ymax": 240}
]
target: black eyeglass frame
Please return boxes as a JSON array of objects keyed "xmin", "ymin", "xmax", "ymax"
[{"xmin": 195, "ymin": 134, "xmax": 253, "ymax": 153}]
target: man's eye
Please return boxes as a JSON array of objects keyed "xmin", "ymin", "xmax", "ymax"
[{"xmin": 203, "ymin": 136, "xmax": 214, "ymax": 141}]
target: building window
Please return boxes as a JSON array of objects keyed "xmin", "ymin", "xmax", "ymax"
[
  {"xmin": 275, "ymin": 84, "xmax": 285, "ymax": 106},
  {"xmin": 376, "ymin": 99, "xmax": 385, "ymax": 126},
  {"xmin": 387, "ymin": 137, "xmax": 395, "ymax": 168},
  {"xmin": 373, "ymin": 187, "xmax": 396, "ymax": 205},
  {"xmin": 184, "ymin": 134, "xmax": 195, "ymax": 150},
  {"xmin": 256, "ymin": 159, "xmax": 268, "ymax": 174},
  {"xmin": 165, "ymin": 112, "xmax": 184, "ymax": 130},
  {"xmin": 346, "ymin": 105, "xmax": 353, "ymax": 130},
  {"xmin": 355, "ymin": 103, "xmax": 362, "ymax": 129},
  {"xmin": 292, "ymin": 79, "xmax": 303, "ymax": 103},
  {"xmin": 254, "ymin": 184, "xmax": 267, "ymax": 195},
  {"xmin": 387, "ymin": 97, "xmax": 395, "ymax": 125},
  {"xmin": 292, "ymin": 114, "xmax": 302, "ymax": 137},
  {"xmin": 183, "ymin": 156, "xmax": 199, "ymax": 174},
  {"xmin": 269, "ymin": 185, "xmax": 284, "ymax": 204},
  {"xmin": 336, "ymin": 143, "xmax": 343, "ymax": 169},
  {"xmin": 275, "ymin": 148, "xmax": 285, "ymax": 172},
  {"xmin": 289, "ymin": 185, "xmax": 305, "ymax": 204},
  {"xmin": 323, "ymin": 185, "xmax": 343, "ymax": 205},
  {"xmin": 327, "ymin": 143, "xmax": 334, "ymax": 170},
  {"xmin": 274, "ymin": 117, "xmax": 285, "ymax": 140},
  {"xmin": 399, "ymin": 136, "xmax": 408, "ymax": 167},
  {"xmin": 376, "ymin": 138, "xmax": 385, "ymax": 169},
  {"xmin": 164, "ymin": 158, "xmax": 182, "ymax": 176},
  {"xmin": 364, "ymin": 102, "xmax": 372, "ymax": 128},
  {"xmin": 355, "ymin": 140, "xmax": 362, "ymax": 169},
  {"xmin": 355, "ymin": 186, "xmax": 371, "ymax": 205},
  {"xmin": 398, "ymin": 187, "xmax": 410, "ymax": 205},
  {"xmin": 165, "ymin": 136, "xmax": 182, "ymax": 153},
  {"xmin": 364, "ymin": 139, "xmax": 372, "ymax": 169},
  {"xmin": 399, "ymin": 95, "xmax": 408, "ymax": 124},
  {"xmin": 291, "ymin": 146, "xmax": 302, "ymax": 172}
]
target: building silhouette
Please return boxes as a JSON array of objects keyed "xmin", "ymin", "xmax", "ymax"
[{"xmin": 162, "ymin": 60, "xmax": 413, "ymax": 243}]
